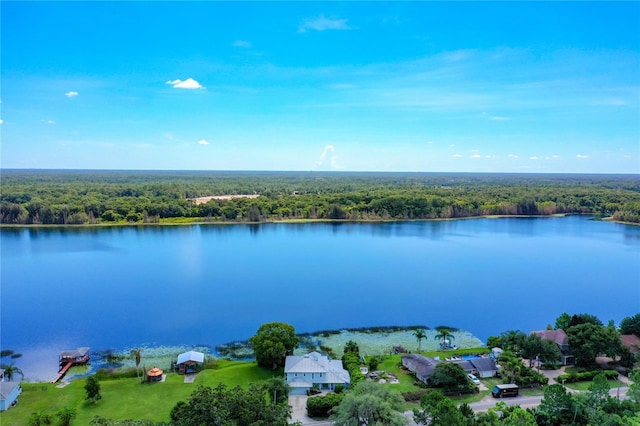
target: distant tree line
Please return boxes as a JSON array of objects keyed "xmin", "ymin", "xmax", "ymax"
[{"xmin": 1, "ymin": 170, "xmax": 639, "ymax": 225}]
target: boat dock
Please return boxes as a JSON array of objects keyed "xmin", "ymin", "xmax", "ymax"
[{"xmin": 50, "ymin": 347, "xmax": 90, "ymax": 383}]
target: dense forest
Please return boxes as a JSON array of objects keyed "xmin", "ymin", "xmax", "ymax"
[{"xmin": 1, "ymin": 170, "xmax": 639, "ymax": 225}]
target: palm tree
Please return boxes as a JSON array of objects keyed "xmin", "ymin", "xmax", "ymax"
[
  {"xmin": 435, "ymin": 327, "xmax": 455, "ymax": 349},
  {"xmin": 130, "ymin": 348, "xmax": 143, "ymax": 381},
  {"xmin": 2, "ymin": 364, "xmax": 24, "ymax": 381},
  {"xmin": 413, "ymin": 329, "xmax": 427, "ymax": 352}
]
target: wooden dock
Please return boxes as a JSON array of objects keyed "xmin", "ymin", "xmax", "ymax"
[
  {"xmin": 50, "ymin": 347, "xmax": 90, "ymax": 383},
  {"xmin": 50, "ymin": 361, "xmax": 73, "ymax": 383}
]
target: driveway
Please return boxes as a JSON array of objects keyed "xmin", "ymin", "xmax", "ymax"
[{"xmin": 289, "ymin": 395, "xmax": 333, "ymax": 426}]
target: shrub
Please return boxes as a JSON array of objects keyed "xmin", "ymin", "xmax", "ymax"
[
  {"xmin": 401, "ymin": 389, "xmax": 432, "ymax": 402},
  {"xmin": 306, "ymin": 393, "xmax": 344, "ymax": 417},
  {"xmin": 556, "ymin": 369, "xmax": 619, "ymax": 383}
]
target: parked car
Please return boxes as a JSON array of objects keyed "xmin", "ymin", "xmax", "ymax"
[{"xmin": 467, "ymin": 373, "xmax": 481, "ymax": 385}]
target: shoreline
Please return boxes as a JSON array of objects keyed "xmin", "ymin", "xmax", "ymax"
[
  {"xmin": 12, "ymin": 327, "xmax": 485, "ymax": 383},
  {"xmin": 3, "ymin": 213, "xmax": 633, "ymax": 229}
]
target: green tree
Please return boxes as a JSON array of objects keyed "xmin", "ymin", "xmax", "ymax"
[
  {"xmin": 171, "ymin": 383, "xmax": 292, "ymax": 426},
  {"xmin": 344, "ymin": 340, "xmax": 360, "ymax": 354},
  {"xmin": 85, "ymin": 376, "xmax": 102, "ymax": 403},
  {"xmin": 1, "ymin": 363, "xmax": 24, "ymax": 381},
  {"xmin": 555, "ymin": 312, "xmax": 572, "ymax": 330},
  {"xmin": 249, "ymin": 322, "xmax": 299, "ymax": 369},
  {"xmin": 266, "ymin": 376, "xmax": 290, "ymax": 405},
  {"xmin": 413, "ymin": 329, "xmax": 427, "ymax": 352},
  {"xmin": 130, "ymin": 348, "xmax": 143, "ymax": 382},
  {"xmin": 619, "ymin": 313, "xmax": 640, "ymax": 336},
  {"xmin": 413, "ymin": 391, "xmax": 466, "ymax": 426},
  {"xmin": 434, "ymin": 327, "xmax": 455, "ymax": 348},
  {"xmin": 494, "ymin": 402, "xmax": 537, "ymax": 426},
  {"xmin": 330, "ymin": 381, "xmax": 407, "ymax": 426},
  {"xmin": 28, "ymin": 411, "xmax": 53, "ymax": 426},
  {"xmin": 535, "ymin": 383, "xmax": 579, "ymax": 426},
  {"xmin": 628, "ymin": 370, "xmax": 640, "ymax": 405},
  {"xmin": 428, "ymin": 363, "xmax": 473, "ymax": 393},
  {"xmin": 56, "ymin": 407, "xmax": 77, "ymax": 426},
  {"xmin": 567, "ymin": 322, "xmax": 620, "ymax": 367}
]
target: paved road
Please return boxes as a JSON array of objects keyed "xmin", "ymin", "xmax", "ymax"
[{"xmin": 290, "ymin": 387, "xmax": 631, "ymax": 425}]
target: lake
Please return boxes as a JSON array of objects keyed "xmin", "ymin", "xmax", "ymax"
[{"xmin": 1, "ymin": 216, "xmax": 639, "ymax": 381}]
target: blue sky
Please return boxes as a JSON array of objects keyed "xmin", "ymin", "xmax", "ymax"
[{"xmin": 1, "ymin": 1, "xmax": 639, "ymax": 173}]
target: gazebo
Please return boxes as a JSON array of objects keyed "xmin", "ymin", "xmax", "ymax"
[
  {"xmin": 146, "ymin": 367, "xmax": 164, "ymax": 383},
  {"xmin": 176, "ymin": 351, "xmax": 205, "ymax": 374}
]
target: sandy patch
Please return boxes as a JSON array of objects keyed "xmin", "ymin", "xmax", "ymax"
[{"xmin": 191, "ymin": 194, "xmax": 259, "ymax": 205}]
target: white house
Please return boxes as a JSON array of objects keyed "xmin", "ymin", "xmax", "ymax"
[
  {"xmin": 0, "ymin": 382, "xmax": 22, "ymax": 411},
  {"xmin": 284, "ymin": 351, "xmax": 350, "ymax": 395}
]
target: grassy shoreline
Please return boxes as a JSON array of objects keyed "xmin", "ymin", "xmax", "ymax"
[{"xmin": 2, "ymin": 212, "xmax": 617, "ymax": 229}]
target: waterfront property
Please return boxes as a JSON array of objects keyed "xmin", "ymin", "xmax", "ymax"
[
  {"xmin": 175, "ymin": 351, "xmax": 204, "ymax": 374},
  {"xmin": 402, "ymin": 354, "xmax": 441, "ymax": 384},
  {"xmin": 51, "ymin": 347, "xmax": 91, "ymax": 383},
  {"xmin": 0, "ymin": 381, "xmax": 22, "ymax": 411},
  {"xmin": 402, "ymin": 354, "xmax": 499, "ymax": 383},
  {"xmin": 531, "ymin": 329, "xmax": 574, "ymax": 365},
  {"xmin": 284, "ymin": 351, "xmax": 350, "ymax": 395}
]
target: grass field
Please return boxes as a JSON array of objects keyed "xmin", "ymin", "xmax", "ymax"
[{"xmin": 0, "ymin": 361, "xmax": 281, "ymax": 426}]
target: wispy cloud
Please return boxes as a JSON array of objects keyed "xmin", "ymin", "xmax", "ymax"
[
  {"xmin": 491, "ymin": 116, "xmax": 511, "ymax": 121},
  {"xmin": 198, "ymin": 139, "xmax": 210, "ymax": 145},
  {"xmin": 233, "ymin": 40, "xmax": 251, "ymax": 48},
  {"xmin": 166, "ymin": 78, "xmax": 204, "ymax": 89},
  {"xmin": 508, "ymin": 154, "xmax": 519, "ymax": 159},
  {"xmin": 315, "ymin": 145, "xmax": 338, "ymax": 168},
  {"xmin": 65, "ymin": 91, "xmax": 78, "ymax": 98},
  {"xmin": 471, "ymin": 154, "xmax": 481, "ymax": 158},
  {"xmin": 41, "ymin": 120, "xmax": 56, "ymax": 124},
  {"xmin": 529, "ymin": 156, "xmax": 538, "ymax": 160},
  {"xmin": 298, "ymin": 15, "xmax": 355, "ymax": 33},
  {"xmin": 576, "ymin": 154, "xmax": 588, "ymax": 159},
  {"xmin": 452, "ymin": 153, "xmax": 462, "ymax": 158}
]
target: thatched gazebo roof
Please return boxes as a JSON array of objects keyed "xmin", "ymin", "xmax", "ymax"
[{"xmin": 147, "ymin": 367, "xmax": 163, "ymax": 377}]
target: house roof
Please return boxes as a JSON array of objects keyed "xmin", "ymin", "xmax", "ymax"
[
  {"xmin": 177, "ymin": 351, "xmax": 205, "ymax": 365},
  {"xmin": 285, "ymin": 351, "xmax": 350, "ymax": 384},
  {"xmin": 621, "ymin": 334, "xmax": 640, "ymax": 354},
  {"xmin": 531, "ymin": 329, "xmax": 568, "ymax": 346},
  {"xmin": 0, "ymin": 382, "xmax": 20, "ymax": 400},
  {"xmin": 402, "ymin": 354, "xmax": 441, "ymax": 379},
  {"xmin": 469, "ymin": 358, "xmax": 498, "ymax": 372}
]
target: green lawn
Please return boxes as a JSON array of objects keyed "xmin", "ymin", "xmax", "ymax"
[
  {"xmin": 0, "ymin": 361, "xmax": 281, "ymax": 426},
  {"xmin": 564, "ymin": 379, "xmax": 624, "ymax": 392}
]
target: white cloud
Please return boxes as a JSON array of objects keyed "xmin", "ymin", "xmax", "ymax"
[
  {"xmin": 298, "ymin": 15, "xmax": 355, "ymax": 33},
  {"xmin": 552, "ymin": 155, "xmax": 560, "ymax": 159},
  {"xmin": 529, "ymin": 156, "xmax": 538, "ymax": 160},
  {"xmin": 166, "ymin": 78, "xmax": 204, "ymax": 89},
  {"xmin": 471, "ymin": 154, "xmax": 481, "ymax": 158},
  {"xmin": 492, "ymin": 116, "xmax": 511, "ymax": 121},
  {"xmin": 485, "ymin": 155, "xmax": 496, "ymax": 159},
  {"xmin": 449, "ymin": 144, "xmax": 456, "ymax": 148},
  {"xmin": 233, "ymin": 40, "xmax": 251, "ymax": 48},
  {"xmin": 0, "ymin": 119, "xmax": 3, "ymax": 125},
  {"xmin": 316, "ymin": 145, "xmax": 339, "ymax": 168},
  {"xmin": 65, "ymin": 91, "xmax": 79, "ymax": 98},
  {"xmin": 41, "ymin": 119, "xmax": 56, "ymax": 124},
  {"xmin": 452, "ymin": 153, "xmax": 462, "ymax": 158},
  {"xmin": 576, "ymin": 154, "xmax": 588, "ymax": 159},
  {"xmin": 508, "ymin": 154, "xmax": 519, "ymax": 159},
  {"xmin": 198, "ymin": 140, "xmax": 210, "ymax": 145}
]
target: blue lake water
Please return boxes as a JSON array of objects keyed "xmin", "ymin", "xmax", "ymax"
[{"xmin": 1, "ymin": 216, "xmax": 639, "ymax": 380}]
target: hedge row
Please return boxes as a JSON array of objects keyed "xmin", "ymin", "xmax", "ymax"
[
  {"xmin": 306, "ymin": 393, "xmax": 344, "ymax": 417},
  {"xmin": 556, "ymin": 370, "xmax": 619, "ymax": 383}
]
